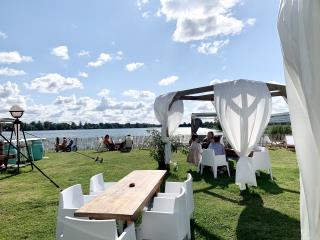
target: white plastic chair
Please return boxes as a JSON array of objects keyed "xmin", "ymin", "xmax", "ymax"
[
  {"xmin": 138, "ymin": 187, "xmax": 190, "ymax": 240},
  {"xmin": 157, "ymin": 173, "xmax": 194, "ymax": 219},
  {"xmin": 89, "ymin": 173, "xmax": 116, "ymax": 195},
  {"xmin": 252, "ymin": 149, "xmax": 273, "ymax": 180},
  {"xmin": 63, "ymin": 216, "xmax": 136, "ymax": 240},
  {"xmin": 56, "ymin": 184, "xmax": 96, "ymax": 240},
  {"xmin": 198, "ymin": 149, "xmax": 230, "ymax": 178},
  {"xmin": 285, "ymin": 135, "xmax": 295, "ymax": 148}
]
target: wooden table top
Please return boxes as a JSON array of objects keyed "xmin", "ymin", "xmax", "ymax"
[{"xmin": 75, "ymin": 170, "xmax": 166, "ymax": 221}]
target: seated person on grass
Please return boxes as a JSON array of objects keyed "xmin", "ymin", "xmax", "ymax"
[
  {"xmin": 55, "ymin": 137, "xmax": 68, "ymax": 152},
  {"xmin": 103, "ymin": 134, "xmax": 116, "ymax": 151}
]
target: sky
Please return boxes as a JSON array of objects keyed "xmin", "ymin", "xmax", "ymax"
[{"xmin": 0, "ymin": 0, "xmax": 288, "ymax": 124}]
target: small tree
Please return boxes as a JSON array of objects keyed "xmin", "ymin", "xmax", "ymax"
[{"xmin": 148, "ymin": 129, "xmax": 183, "ymax": 170}]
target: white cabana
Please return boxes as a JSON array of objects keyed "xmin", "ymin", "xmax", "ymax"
[
  {"xmin": 278, "ymin": 0, "xmax": 320, "ymax": 238},
  {"xmin": 154, "ymin": 80, "xmax": 284, "ymax": 189},
  {"xmin": 154, "ymin": 92, "xmax": 184, "ymax": 164},
  {"xmin": 214, "ymin": 80, "xmax": 272, "ymax": 190}
]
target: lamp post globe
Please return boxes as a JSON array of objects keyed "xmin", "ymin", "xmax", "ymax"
[{"xmin": 9, "ymin": 105, "xmax": 24, "ymax": 119}]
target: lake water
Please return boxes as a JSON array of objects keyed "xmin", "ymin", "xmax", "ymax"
[{"xmin": 1, "ymin": 128, "xmax": 159, "ymax": 140}]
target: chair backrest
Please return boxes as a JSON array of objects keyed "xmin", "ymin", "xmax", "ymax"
[
  {"xmin": 285, "ymin": 135, "xmax": 295, "ymax": 146},
  {"xmin": 90, "ymin": 173, "xmax": 105, "ymax": 194},
  {"xmin": 60, "ymin": 184, "xmax": 84, "ymax": 209},
  {"xmin": 252, "ymin": 151, "xmax": 271, "ymax": 170},
  {"xmin": 201, "ymin": 149, "xmax": 214, "ymax": 166},
  {"xmin": 174, "ymin": 187, "xmax": 189, "ymax": 239},
  {"xmin": 124, "ymin": 136, "xmax": 133, "ymax": 149},
  {"xmin": 183, "ymin": 173, "xmax": 194, "ymax": 217},
  {"xmin": 63, "ymin": 216, "xmax": 118, "ymax": 240}
]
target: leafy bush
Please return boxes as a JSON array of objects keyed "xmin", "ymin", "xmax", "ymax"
[
  {"xmin": 147, "ymin": 129, "xmax": 184, "ymax": 169},
  {"xmin": 265, "ymin": 125, "xmax": 292, "ymax": 141}
]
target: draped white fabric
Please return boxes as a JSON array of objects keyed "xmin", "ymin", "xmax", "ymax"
[
  {"xmin": 278, "ymin": 1, "xmax": 320, "ymax": 238},
  {"xmin": 214, "ymin": 80, "xmax": 272, "ymax": 190},
  {"xmin": 154, "ymin": 92, "xmax": 184, "ymax": 164}
]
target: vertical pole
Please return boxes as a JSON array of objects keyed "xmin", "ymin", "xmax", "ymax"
[
  {"xmin": 6, "ymin": 128, "xmax": 14, "ymax": 167},
  {"xmin": 21, "ymin": 123, "xmax": 33, "ymax": 170},
  {"xmin": 16, "ymin": 121, "xmax": 20, "ymax": 174}
]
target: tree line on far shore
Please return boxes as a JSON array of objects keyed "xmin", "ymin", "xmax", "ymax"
[{"xmin": 2, "ymin": 121, "xmax": 218, "ymax": 131}]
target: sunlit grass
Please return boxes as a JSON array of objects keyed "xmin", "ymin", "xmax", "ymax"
[{"xmin": 0, "ymin": 149, "xmax": 300, "ymax": 239}]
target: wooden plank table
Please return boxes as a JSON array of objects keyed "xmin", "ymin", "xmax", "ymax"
[{"xmin": 75, "ymin": 170, "xmax": 166, "ymax": 222}]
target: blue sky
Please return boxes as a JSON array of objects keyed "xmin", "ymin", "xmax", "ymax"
[{"xmin": 0, "ymin": 0, "xmax": 288, "ymax": 123}]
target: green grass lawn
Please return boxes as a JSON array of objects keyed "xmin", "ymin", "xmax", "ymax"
[{"xmin": 0, "ymin": 149, "xmax": 300, "ymax": 240}]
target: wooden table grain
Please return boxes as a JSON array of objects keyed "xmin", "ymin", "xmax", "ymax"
[{"xmin": 75, "ymin": 170, "xmax": 166, "ymax": 221}]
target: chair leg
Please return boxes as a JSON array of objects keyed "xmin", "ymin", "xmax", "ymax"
[
  {"xmin": 226, "ymin": 164, "xmax": 230, "ymax": 177},
  {"xmin": 200, "ymin": 165, "xmax": 204, "ymax": 175},
  {"xmin": 213, "ymin": 166, "xmax": 217, "ymax": 179},
  {"xmin": 269, "ymin": 168, "xmax": 273, "ymax": 180}
]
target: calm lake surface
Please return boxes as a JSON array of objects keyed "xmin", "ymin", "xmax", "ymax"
[{"xmin": 1, "ymin": 128, "xmax": 160, "ymax": 140}]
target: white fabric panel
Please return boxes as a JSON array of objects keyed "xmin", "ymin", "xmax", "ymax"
[
  {"xmin": 214, "ymin": 80, "xmax": 271, "ymax": 190},
  {"xmin": 278, "ymin": 1, "xmax": 320, "ymax": 238},
  {"xmin": 154, "ymin": 92, "xmax": 184, "ymax": 164}
]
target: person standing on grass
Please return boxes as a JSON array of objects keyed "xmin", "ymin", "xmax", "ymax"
[{"xmin": 187, "ymin": 134, "xmax": 203, "ymax": 166}]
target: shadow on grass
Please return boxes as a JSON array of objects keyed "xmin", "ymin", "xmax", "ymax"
[
  {"xmin": 191, "ymin": 219, "xmax": 222, "ymax": 240},
  {"xmin": 237, "ymin": 191, "xmax": 300, "ymax": 240},
  {"xmin": 194, "ymin": 185, "xmax": 239, "ymax": 204}
]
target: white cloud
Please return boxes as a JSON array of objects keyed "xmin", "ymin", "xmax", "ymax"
[
  {"xmin": 97, "ymin": 89, "xmax": 110, "ymax": 97},
  {"xmin": 158, "ymin": 75, "xmax": 179, "ymax": 86},
  {"xmin": 126, "ymin": 62, "xmax": 144, "ymax": 71},
  {"xmin": 78, "ymin": 72, "xmax": 88, "ymax": 78},
  {"xmin": 272, "ymin": 97, "xmax": 288, "ymax": 114},
  {"xmin": 0, "ymin": 67, "xmax": 26, "ymax": 76},
  {"xmin": 197, "ymin": 39, "xmax": 230, "ymax": 55},
  {"xmin": 25, "ymin": 73, "xmax": 83, "ymax": 93},
  {"xmin": 0, "ymin": 81, "xmax": 27, "ymax": 111},
  {"xmin": 51, "ymin": 46, "xmax": 69, "ymax": 60},
  {"xmin": 115, "ymin": 51, "xmax": 123, "ymax": 60},
  {"xmin": 159, "ymin": 0, "xmax": 251, "ymax": 43},
  {"xmin": 0, "ymin": 31, "xmax": 7, "ymax": 39},
  {"xmin": 137, "ymin": 0, "xmax": 149, "ymax": 10},
  {"xmin": 0, "ymin": 51, "xmax": 33, "ymax": 64},
  {"xmin": 142, "ymin": 11, "xmax": 151, "ymax": 18},
  {"xmin": 88, "ymin": 53, "xmax": 112, "ymax": 67},
  {"xmin": 54, "ymin": 95, "xmax": 76, "ymax": 105},
  {"xmin": 78, "ymin": 50, "xmax": 90, "ymax": 57},
  {"xmin": 246, "ymin": 18, "xmax": 256, "ymax": 26},
  {"xmin": 123, "ymin": 89, "xmax": 155, "ymax": 99}
]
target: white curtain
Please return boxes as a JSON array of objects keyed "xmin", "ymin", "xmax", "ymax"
[
  {"xmin": 154, "ymin": 92, "xmax": 184, "ymax": 164},
  {"xmin": 278, "ymin": 1, "xmax": 320, "ymax": 239},
  {"xmin": 214, "ymin": 80, "xmax": 272, "ymax": 190}
]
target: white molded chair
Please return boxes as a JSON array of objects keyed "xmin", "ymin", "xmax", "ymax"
[
  {"xmin": 252, "ymin": 149, "xmax": 273, "ymax": 180},
  {"xmin": 157, "ymin": 173, "xmax": 194, "ymax": 219},
  {"xmin": 138, "ymin": 187, "xmax": 190, "ymax": 240},
  {"xmin": 89, "ymin": 173, "xmax": 116, "ymax": 195},
  {"xmin": 285, "ymin": 135, "xmax": 295, "ymax": 149},
  {"xmin": 63, "ymin": 216, "xmax": 136, "ymax": 240},
  {"xmin": 198, "ymin": 149, "xmax": 230, "ymax": 178},
  {"xmin": 56, "ymin": 184, "xmax": 96, "ymax": 240}
]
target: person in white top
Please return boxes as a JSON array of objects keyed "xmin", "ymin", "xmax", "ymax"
[{"xmin": 187, "ymin": 134, "xmax": 203, "ymax": 166}]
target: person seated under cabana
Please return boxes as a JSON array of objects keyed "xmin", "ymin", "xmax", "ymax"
[{"xmin": 208, "ymin": 135, "xmax": 225, "ymax": 155}]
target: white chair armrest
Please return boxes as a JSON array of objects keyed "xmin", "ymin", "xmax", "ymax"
[
  {"xmin": 157, "ymin": 192, "xmax": 178, "ymax": 198},
  {"xmin": 165, "ymin": 182, "xmax": 183, "ymax": 193},
  {"xmin": 118, "ymin": 223, "xmax": 136, "ymax": 240},
  {"xmin": 60, "ymin": 208, "xmax": 78, "ymax": 218},
  {"xmin": 83, "ymin": 194, "xmax": 97, "ymax": 203},
  {"xmin": 152, "ymin": 197, "xmax": 175, "ymax": 212}
]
